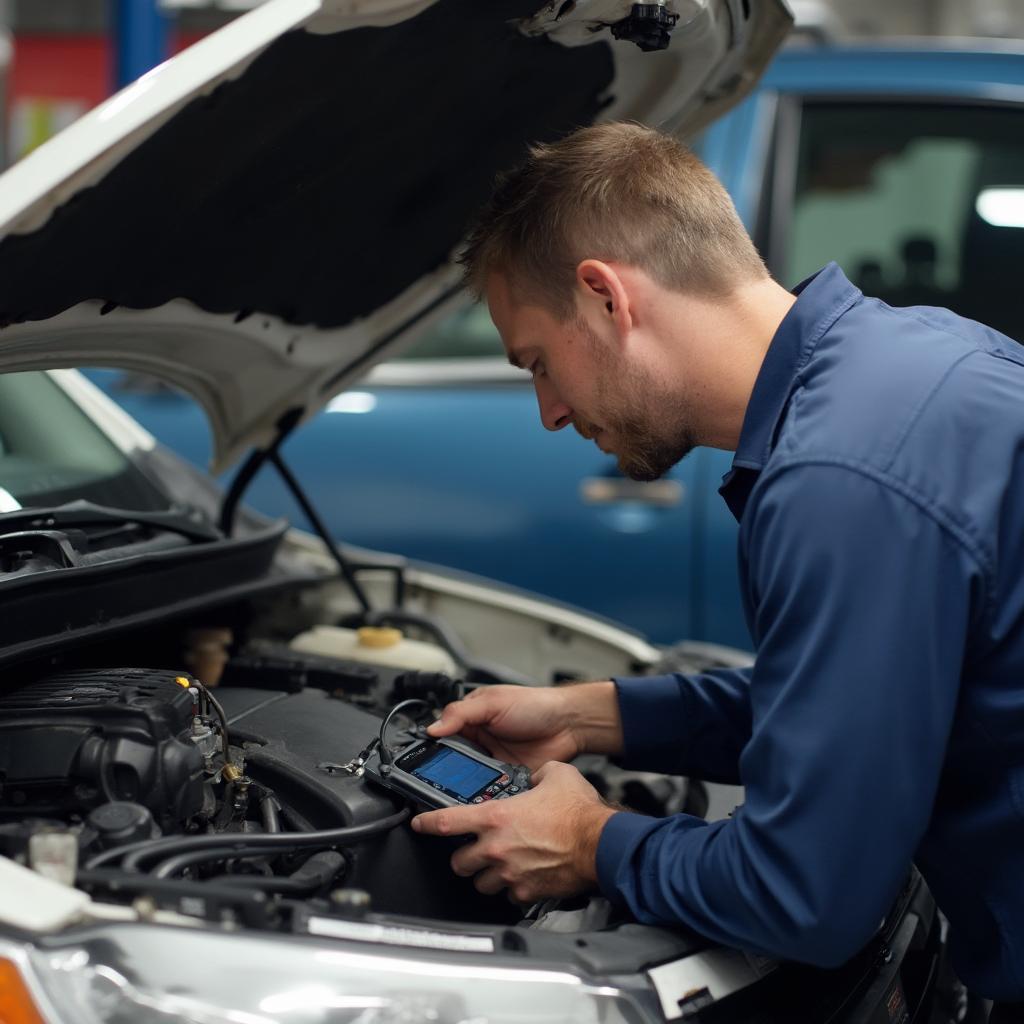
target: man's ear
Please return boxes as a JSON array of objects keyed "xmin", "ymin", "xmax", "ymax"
[{"xmin": 575, "ymin": 259, "xmax": 633, "ymax": 340}]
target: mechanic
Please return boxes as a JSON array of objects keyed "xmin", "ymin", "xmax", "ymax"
[{"xmin": 410, "ymin": 122, "xmax": 1024, "ymax": 1015}]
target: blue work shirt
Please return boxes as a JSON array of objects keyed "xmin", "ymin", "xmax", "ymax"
[{"xmin": 596, "ymin": 263, "xmax": 1024, "ymax": 1000}]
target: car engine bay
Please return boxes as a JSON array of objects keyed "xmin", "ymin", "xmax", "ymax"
[{"xmin": 0, "ymin": 618, "xmax": 711, "ymax": 938}]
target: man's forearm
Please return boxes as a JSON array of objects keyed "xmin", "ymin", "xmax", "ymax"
[
  {"xmin": 563, "ymin": 681, "xmax": 624, "ymax": 758},
  {"xmin": 611, "ymin": 669, "xmax": 752, "ymax": 781}
]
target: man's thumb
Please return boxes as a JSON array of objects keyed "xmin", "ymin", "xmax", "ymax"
[
  {"xmin": 427, "ymin": 705, "xmax": 464, "ymax": 736},
  {"xmin": 530, "ymin": 760, "xmax": 559, "ymax": 785},
  {"xmin": 427, "ymin": 693, "xmax": 498, "ymax": 736}
]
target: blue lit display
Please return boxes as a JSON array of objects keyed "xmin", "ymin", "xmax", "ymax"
[{"xmin": 413, "ymin": 748, "xmax": 500, "ymax": 799}]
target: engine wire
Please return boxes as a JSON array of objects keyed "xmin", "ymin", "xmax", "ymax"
[
  {"xmin": 191, "ymin": 678, "xmax": 232, "ymax": 767},
  {"xmin": 152, "ymin": 846, "xmax": 257, "ymax": 879},
  {"xmin": 214, "ymin": 873, "xmax": 335, "ymax": 895},
  {"xmin": 260, "ymin": 794, "xmax": 281, "ymax": 833},
  {"xmin": 378, "ymin": 699, "xmax": 433, "ymax": 772},
  {"xmin": 85, "ymin": 807, "xmax": 410, "ymax": 872}
]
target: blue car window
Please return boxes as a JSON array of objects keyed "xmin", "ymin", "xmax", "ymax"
[{"xmin": 785, "ymin": 103, "xmax": 1024, "ymax": 343}]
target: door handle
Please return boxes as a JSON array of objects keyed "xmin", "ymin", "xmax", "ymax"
[{"xmin": 580, "ymin": 478, "xmax": 685, "ymax": 508}]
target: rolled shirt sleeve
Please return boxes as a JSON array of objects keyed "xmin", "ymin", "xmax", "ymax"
[{"xmin": 596, "ymin": 462, "xmax": 983, "ymax": 966}]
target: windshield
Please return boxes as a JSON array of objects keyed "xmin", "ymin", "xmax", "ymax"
[{"xmin": 0, "ymin": 371, "xmax": 169, "ymax": 512}]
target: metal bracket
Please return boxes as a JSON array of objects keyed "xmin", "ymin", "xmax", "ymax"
[{"xmin": 317, "ymin": 760, "xmax": 364, "ymax": 777}]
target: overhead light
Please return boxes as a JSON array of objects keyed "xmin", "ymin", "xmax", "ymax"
[
  {"xmin": 975, "ymin": 187, "xmax": 1024, "ymax": 228},
  {"xmin": 325, "ymin": 392, "xmax": 378, "ymax": 414}
]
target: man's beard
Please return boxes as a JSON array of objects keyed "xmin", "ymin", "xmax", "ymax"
[
  {"xmin": 572, "ymin": 321, "xmax": 697, "ymax": 481},
  {"xmin": 575, "ymin": 406, "xmax": 695, "ymax": 481}
]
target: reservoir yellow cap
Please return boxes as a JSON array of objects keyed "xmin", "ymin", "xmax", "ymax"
[{"xmin": 357, "ymin": 626, "xmax": 403, "ymax": 649}]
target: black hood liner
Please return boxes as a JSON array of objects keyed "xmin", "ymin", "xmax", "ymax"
[{"xmin": 0, "ymin": 0, "xmax": 613, "ymax": 330}]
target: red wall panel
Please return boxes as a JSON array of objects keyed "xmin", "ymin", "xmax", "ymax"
[{"xmin": 8, "ymin": 31, "xmax": 207, "ymax": 162}]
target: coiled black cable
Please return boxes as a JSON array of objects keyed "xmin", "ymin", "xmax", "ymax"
[
  {"xmin": 377, "ymin": 699, "xmax": 433, "ymax": 770},
  {"xmin": 85, "ymin": 807, "xmax": 409, "ymax": 872}
]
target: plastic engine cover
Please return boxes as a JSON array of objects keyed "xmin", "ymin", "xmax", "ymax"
[{"xmin": 0, "ymin": 668, "xmax": 205, "ymax": 829}]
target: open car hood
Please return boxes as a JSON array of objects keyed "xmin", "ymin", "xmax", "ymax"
[{"xmin": 0, "ymin": 0, "xmax": 790, "ymax": 471}]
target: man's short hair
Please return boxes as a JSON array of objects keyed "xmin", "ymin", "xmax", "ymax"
[{"xmin": 460, "ymin": 121, "xmax": 768, "ymax": 319}]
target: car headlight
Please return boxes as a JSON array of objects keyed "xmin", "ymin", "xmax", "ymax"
[{"xmin": 3, "ymin": 925, "xmax": 650, "ymax": 1024}]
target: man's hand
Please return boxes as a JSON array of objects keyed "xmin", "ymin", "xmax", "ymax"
[
  {"xmin": 427, "ymin": 682, "xmax": 623, "ymax": 771},
  {"xmin": 411, "ymin": 762, "xmax": 617, "ymax": 903}
]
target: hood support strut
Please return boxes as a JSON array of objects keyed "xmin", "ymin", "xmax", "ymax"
[
  {"xmin": 267, "ymin": 449, "xmax": 372, "ymax": 615},
  {"xmin": 219, "ymin": 408, "xmax": 372, "ymax": 614},
  {"xmin": 219, "ymin": 407, "xmax": 303, "ymax": 537}
]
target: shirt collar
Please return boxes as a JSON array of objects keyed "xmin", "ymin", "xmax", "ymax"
[{"xmin": 719, "ymin": 262, "xmax": 861, "ymax": 520}]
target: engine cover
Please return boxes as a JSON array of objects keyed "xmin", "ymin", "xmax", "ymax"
[
  {"xmin": 0, "ymin": 667, "xmax": 205, "ymax": 829},
  {"xmin": 219, "ymin": 685, "xmax": 520, "ymax": 924}
]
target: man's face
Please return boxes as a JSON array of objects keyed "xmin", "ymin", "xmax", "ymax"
[{"xmin": 486, "ymin": 274, "xmax": 697, "ymax": 482}]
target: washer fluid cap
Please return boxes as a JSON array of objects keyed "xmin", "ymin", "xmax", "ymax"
[{"xmin": 357, "ymin": 626, "xmax": 404, "ymax": 649}]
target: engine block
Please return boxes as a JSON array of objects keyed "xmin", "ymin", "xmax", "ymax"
[{"xmin": 0, "ymin": 667, "xmax": 206, "ymax": 829}]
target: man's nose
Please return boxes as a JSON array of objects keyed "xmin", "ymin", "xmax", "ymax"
[{"xmin": 535, "ymin": 378, "xmax": 573, "ymax": 432}]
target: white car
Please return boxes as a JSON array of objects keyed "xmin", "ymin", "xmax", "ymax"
[{"xmin": 0, "ymin": 1, "xmax": 951, "ymax": 1021}]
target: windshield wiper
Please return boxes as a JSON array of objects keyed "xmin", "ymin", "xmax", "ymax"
[{"xmin": 0, "ymin": 500, "xmax": 222, "ymax": 544}]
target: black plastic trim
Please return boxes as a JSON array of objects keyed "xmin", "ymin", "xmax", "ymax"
[{"xmin": 0, "ymin": 520, "xmax": 297, "ymax": 666}]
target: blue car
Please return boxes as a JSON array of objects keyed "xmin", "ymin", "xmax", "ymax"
[{"xmin": 93, "ymin": 40, "xmax": 1024, "ymax": 648}]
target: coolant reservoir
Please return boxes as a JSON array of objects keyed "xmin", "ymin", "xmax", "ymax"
[{"xmin": 289, "ymin": 625, "xmax": 458, "ymax": 675}]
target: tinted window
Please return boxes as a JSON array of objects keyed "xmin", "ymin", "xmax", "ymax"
[
  {"xmin": 785, "ymin": 103, "xmax": 1024, "ymax": 342},
  {"xmin": 0, "ymin": 372, "xmax": 167, "ymax": 511}
]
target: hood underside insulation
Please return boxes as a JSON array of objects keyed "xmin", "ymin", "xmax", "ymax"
[{"xmin": 0, "ymin": 0, "xmax": 613, "ymax": 330}]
